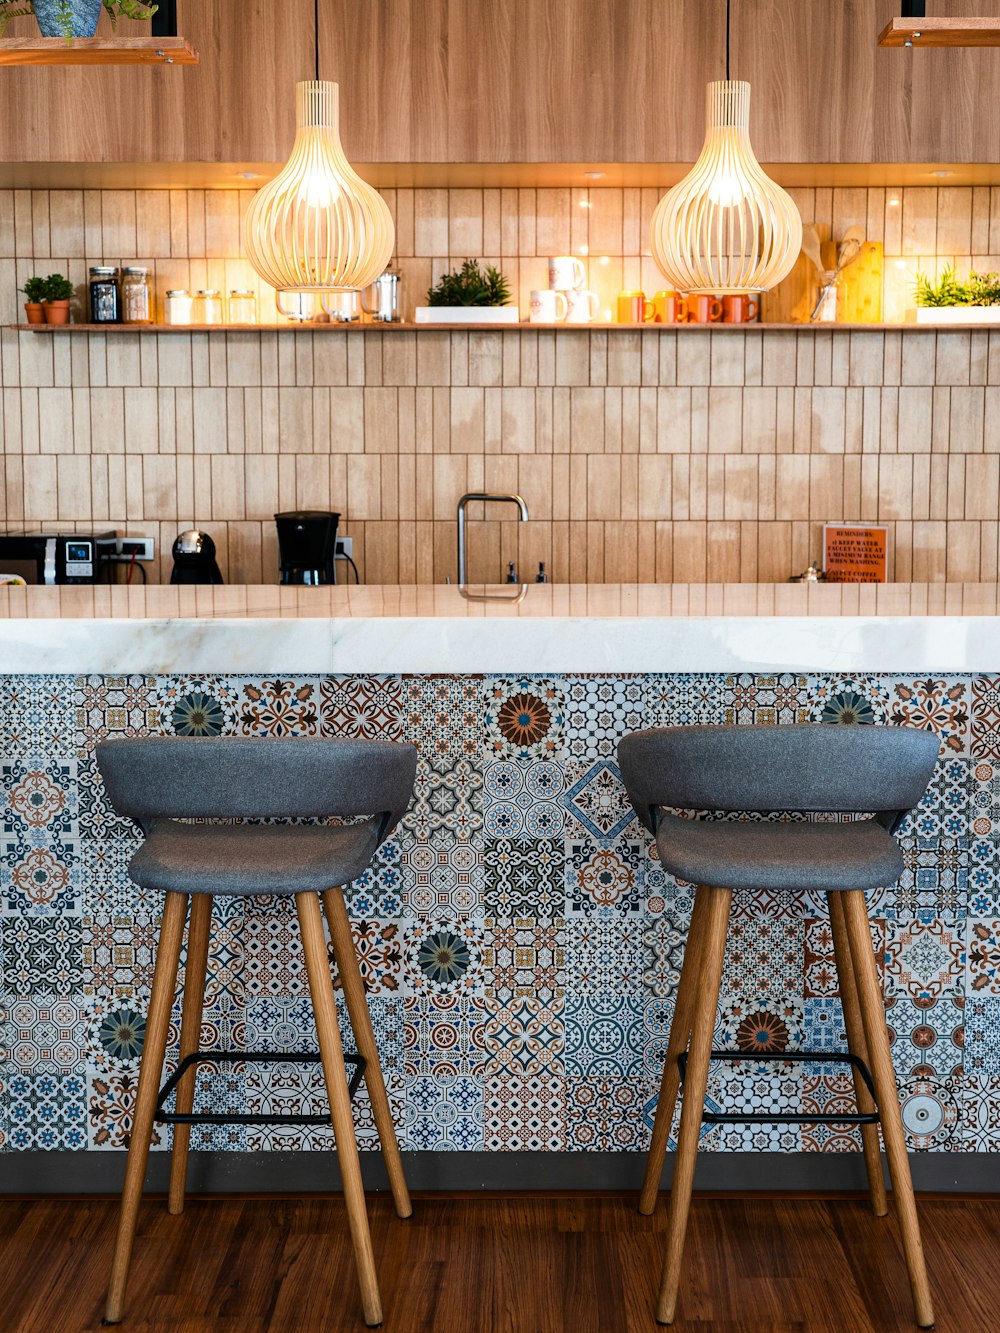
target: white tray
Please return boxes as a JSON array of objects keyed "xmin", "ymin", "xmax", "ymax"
[
  {"xmin": 414, "ymin": 306, "xmax": 520, "ymax": 324},
  {"xmin": 915, "ymin": 306, "xmax": 1000, "ymax": 324}
]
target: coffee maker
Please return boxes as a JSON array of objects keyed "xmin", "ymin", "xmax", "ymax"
[
  {"xmin": 274, "ymin": 511, "xmax": 340, "ymax": 585},
  {"xmin": 170, "ymin": 529, "xmax": 223, "ymax": 584}
]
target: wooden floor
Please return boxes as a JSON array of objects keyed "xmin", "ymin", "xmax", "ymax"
[{"xmin": 0, "ymin": 1191, "xmax": 996, "ymax": 1332}]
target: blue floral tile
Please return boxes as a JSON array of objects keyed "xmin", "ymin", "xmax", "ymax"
[
  {"xmin": 883, "ymin": 917, "xmax": 965, "ymax": 1001},
  {"xmin": 402, "ymin": 996, "xmax": 488, "ymax": 1076},
  {"xmin": 971, "ymin": 675, "xmax": 1000, "ymax": 761},
  {"xmin": 2, "ymin": 675, "xmax": 76, "ymax": 759},
  {"xmin": 402, "ymin": 757, "xmax": 483, "ymax": 842},
  {"xmin": 87, "ymin": 1067, "xmax": 166, "ymax": 1151},
  {"xmin": 318, "ymin": 674, "xmax": 403, "ymax": 740},
  {"xmin": 898, "ymin": 758, "xmax": 971, "ymax": 839},
  {"xmin": 154, "ymin": 676, "xmax": 240, "ymax": 736},
  {"xmin": 562, "ymin": 760, "xmax": 635, "ymax": 842},
  {"xmin": 724, "ymin": 673, "xmax": 810, "ymax": 726},
  {"xmin": 402, "ymin": 675, "xmax": 480, "ymax": 769},
  {"xmin": 563, "ymin": 675, "xmax": 649, "ymax": 761},
  {"xmin": 7, "ymin": 1072, "xmax": 86, "ymax": 1150},
  {"xmin": 2, "ymin": 836, "xmax": 83, "ymax": 918},
  {"xmin": 888, "ymin": 676, "xmax": 971, "ymax": 758},
  {"xmin": 889, "ymin": 836, "xmax": 968, "ymax": 920},
  {"xmin": 641, "ymin": 914, "xmax": 686, "ymax": 999},
  {"xmin": 73, "ymin": 675, "xmax": 156, "ymax": 752},
  {"xmin": 404, "ymin": 1074, "xmax": 483, "ymax": 1150},
  {"xmin": 564, "ymin": 914, "xmax": 640, "ymax": 995},
  {"xmin": 484, "ymin": 676, "xmax": 566, "ymax": 761},
  {"xmin": 722, "ymin": 913, "xmax": 804, "ymax": 998},
  {"xmin": 3, "ymin": 757, "xmax": 78, "ymax": 840},
  {"xmin": 235, "ymin": 677, "xmax": 321, "ymax": 737},
  {"xmin": 82, "ymin": 912, "xmax": 157, "ymax": 998},
  {"xmin": 718, "ymin": 994, "xmax": 805, "ymax": 1058},
  {"xmin": 403, "ymin": 916, "xmax": 486, "ymax": 998},
  {"xmin": 646, "ymin": 673, "xmax": 727, "ymax": 728},
  {"xmin": 8, "ymin": 995, "xmax": 85, "ymax": 1073},
  {"xmin": 399, "ymin": 827, "xmax": 482, "ymax": 916},
  {"xmin": 349, "ymin": 836, "xmax": 404, "ymax": 917},
  {"xmin": 897, "ymin": 1075, "xmax": 958, "ymax": 1150},
  {"xmin": 801, "ymin": 1069, "xmax": 861, "ymax": 1153},
  {"xmin": 965, "ymin": 997, "xmax": 1000, "ymax": 1075},
  {"xmin": 886, "ymin": 995, "xmax": 964, "ymax": 1078},
  {"xmin": 482, "ymin": 997, "xmax": 564, "ymax": 1076},
  {"xmin": 563, "ymin": 994, "xmax": 643, "ymax": 1079},
  {"xmin": 805, "ymin": 674, "xmax": 891, "ymax": 726},
  {"xmin": 801, "ymin": 998, "xmax": 847, "ymax": 1063},
  {"xmin": 706, "ymin": 1064, "xmax": 804, "ymax": 1152},
  {"xmin": 565, "ymin": 834, "xmax": 644, "ymax": 916},
  {"xmin": 958, "ymin": 1073, "xmax": 1000, "ymax": 1146}
]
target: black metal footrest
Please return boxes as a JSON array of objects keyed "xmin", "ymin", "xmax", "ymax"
[
  {"xmin": 676, "ymin": 1049, "xmax": 880, "ymax": 1126},
  {"xmin": 154, "ymin": 1048, "xmax": 367, "ymax": 1127}
]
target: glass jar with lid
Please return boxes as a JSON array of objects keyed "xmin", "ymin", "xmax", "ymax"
[
  {"xmin": 89, "ymin": 267, "xmax": 119, "ymax": 323},
  {"xmin": 164, "ymin": 290, "xmax": 193, "ymax": 325},
  {"xmin": 194, "ymin": 289, "xmax": 224, "ymax": 325},
  {"xmin": 121, "ymin": 266, "xmax": 151, "ymax": 324},
  {"xmin": 228, "ymin": 289, "xmax": 257, "ymax": 325}
]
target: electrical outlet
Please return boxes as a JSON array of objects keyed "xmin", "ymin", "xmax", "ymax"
[
  {"xmin": 107, "ymin": 536, "xmax": 155, "ymax": 561},
  {"xmin": 335, "ymin": 537, "xmax": 353, "ymax": 560}
]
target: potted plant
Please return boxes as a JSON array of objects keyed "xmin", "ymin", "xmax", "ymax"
[
  {"xmin": 42, "ymin": 272, "xmax": 74, "ymax": 324},
  {"xmin": 0, "ymin": 0, "xmax": 158, "ymax": 39},
  {"xmin": 415, "ymin": 259, "xmax": 519, "ymax": 325},
  {"xmin": 20, "ymin": 275, "xmax": 47, "ymax": 324},
  {"xmin": 915, "ymin": 264, "xmax": 1000, "ymax": 325}
]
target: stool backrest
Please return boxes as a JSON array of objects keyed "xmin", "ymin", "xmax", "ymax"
[
  {"xmin": 96, "ymin": 736, "xmax": 417, "ymax": 841},
  {"xmin": 617, "ymin": 724, "xmax": 938, "ymax": 836}
]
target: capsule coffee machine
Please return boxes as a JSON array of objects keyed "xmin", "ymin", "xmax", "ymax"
[
  {"xmin": 170, "ymin": 529, "xmax": 223, "ymax": 584},
  {"xmin": 274, "ymin": 511, "xmax": 340, "ymax": 585}
]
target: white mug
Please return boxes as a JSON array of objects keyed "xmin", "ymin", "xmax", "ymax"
[
  {"xmin": 530, "ymin": 289, "xmax": 569, "ymax": 323},
  {"xmin": 565, "ymin": 289, "xmax": 599, "ymax": 324},
  {"xmin": 548, "ymin": 255, "xmax": 586, "ymax": 291}
]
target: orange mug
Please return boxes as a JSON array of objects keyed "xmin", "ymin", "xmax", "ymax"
[
  {"xmin": 617, "ymin": 290, "xmax": 655, "ymax": 324},
  {"xmin": 688, "ymin": 294, "xmax": 723, "ymax": 323},
  {"xmin": 722, "ymin": 293, "xmax": 759, "ymax": 323},
  {"xmin": 653, "ymin": 289, "xmax": 689, "ymax": 324}
]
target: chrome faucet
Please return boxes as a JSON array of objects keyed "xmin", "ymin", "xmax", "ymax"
[{"xmin": 456, "ymin": 492, "xmax": 528, "ymax": 585}]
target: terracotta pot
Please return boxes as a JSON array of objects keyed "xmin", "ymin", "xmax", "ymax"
[
  {"xmin": 43, "ymin": 300, "xmax": 71, "ymax": 325},
  {"xmin": 23, "ymin": 302, "xmax": 45, "ymax": 325}
]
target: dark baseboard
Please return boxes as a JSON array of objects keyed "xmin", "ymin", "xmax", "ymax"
[{"xmin": 1, "ymin": 1151, "xmax": 996, "ymax": 1195}]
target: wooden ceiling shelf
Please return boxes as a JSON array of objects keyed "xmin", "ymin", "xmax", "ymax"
[
  {"xmin": 878, "ymin": 17, "xmax": 1000, "ymax": 47},
  {"xmin": 0, "ymin": 36, "xmax": 198, "ymax": 65}
]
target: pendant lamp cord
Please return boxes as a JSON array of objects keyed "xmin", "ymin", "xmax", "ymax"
[
  {"xmin": 314, "ymin": 0, "xmax": 320, "ymax": 79},
  {"xmin": 725, "ymin": 0, "xmax": 731, "ymax": 79}
]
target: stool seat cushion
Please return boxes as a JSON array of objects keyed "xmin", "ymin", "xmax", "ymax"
[
  {"xmin": 128, "ymin": 819, "xmax": 382, "ymax": 895},
  {"xmin": 655, "ymin": 813, "xmax": 904, "ymax": 892}
]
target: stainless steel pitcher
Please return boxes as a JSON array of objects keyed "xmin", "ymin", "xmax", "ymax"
[{"xmin": 362, "ymin": 268, "xmax": 402, "ymax": 322}]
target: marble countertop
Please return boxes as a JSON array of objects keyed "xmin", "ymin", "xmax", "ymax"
[{"xmin": 1, "ymin": 582, "xmax": 999, "ymax": 674}]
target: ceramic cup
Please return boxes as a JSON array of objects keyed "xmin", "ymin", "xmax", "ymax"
[
  {"xmin": 722, "ymin": 293, "xmax": 759, "ymax": 323},
  {"xmin": 653, "ymin": 289, "xmax": 689, "ymax": 324},
  {"xmin": 530, "ymin": 289, "xmax": 569, "ymax": 323},
  {"xmin": 565, "ymin": 289, "xmax": 599, "ymax": 324},
  {"xmin": 548, "ymin": 255, "xmax": 587, "ymax": 291},
  {"xmin": 688, "ymin": 294, "xmax": 723, "ymax": 323},
  {"xmin": 617, "ymin": 290, "xmax": 655, "ymax": 324}
]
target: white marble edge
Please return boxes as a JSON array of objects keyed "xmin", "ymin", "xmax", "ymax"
[{"xmin": 1, "ymin": 583, "xmax": 999, "ymax": 673}]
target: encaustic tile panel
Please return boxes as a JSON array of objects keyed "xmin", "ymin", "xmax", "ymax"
[{"xmin": 1, "ymin": 670, "xmax": 999, "ymax": 1155}]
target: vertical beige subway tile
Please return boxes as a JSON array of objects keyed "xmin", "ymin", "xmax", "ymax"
[
  {"xmin": 588, "ymin": 189, "xmax": 623, "ymax": 256},
  {"xmin": 48, "ymin": 191, "xmax": 85, "ymax": 258},
  {"xmin": 936, "ymin": 332, "xmax": 971, "ymax": 386},
  {"xmin": 707, "ymin": 387, "xmax": 742, "ymax": 452},
  {"xmin": 607, "ymin": 332, "xmax": 641, "ymax": 387},
  {"xmin": 535, "ymin": 189, "xmax": 571, "ymax": 255},
  {"xmin": 761, "ymin": 331, "xmax": 797, "ymax": 386},
  {"xmin": 902, "ymin": 189, "xmax": 936, "ymax": 255},
  {"xmin": 876, "ymin": 454, "xmax": 913, "ymax": 519},
  {"xmin": 555, "ymin": 335, "xmax": 590, "ymax": 387},
  {"xmin": 937, "ymin": 188, "xmax": 973, "ymax": 255},
  {"xmin": 414, "ymin": 189, "xmax": 449, "ymax": 256},
  {"xmin": 672, "ymin": 522, "xmax": 707, "ymax": 582},
  {"xmin": 135, "ymin": 191, "xmax": 171, "ymax": 258},
  {"xmin": 449, "ymin": 189, "xmax": 483, "ymax": 255},
  {"xmin": 710, "ymin": 333, "xmax": 744, "ymax": 386},
  {"xmin": 743, "ymin": 330, "xmax": 762, "ymax": 386},
  {"xmin": 677, "ymin": 335, "xmax": 711, "ymax": 387},
  {"xmin": 884, "ymin": 190, "xmax": 903, "ymax": 254},
  {"xmin": 973, "ymin": 187, "xmax": 992, "ymax": 253},
  {"xmin": 482, "ymin": 189, "xmax": 501, "ymax": 256},
  {"xmin": 186, "ymin": 190, "xmax": 206, "ymax": 259},
  {"xmin": 723, "ymin": 456, "xmax": 757, "ymax": 520},
  {"xmin": 586, "ymin": 455, "xmax": 621, "ymax": 519}
]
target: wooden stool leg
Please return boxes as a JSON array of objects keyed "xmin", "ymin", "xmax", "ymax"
[
  {"xmin": 656, "ymin": 885, "xmax": 732, "ymax": 1326},
  {"xmin": 639, "ymin": 885, "xmax": 710, "ymax": 1216},
  {"xmin": 167, "ymin": 893, "xmax": 213, "ymax": 1216},
  {"xmin": 297, "ymin": 891, "xmax": 382, "ymax": 1328},
  {"xmin": 105, "ymin": 890, "xmax": 188, "ymax": 1324},
  {"xmin": 841, "ymin": 890, "xmax": 934, "ymax": 1329},
  {"xmin": 323, "ymin": 887, "xmax": 412, "ymax": 1221},
  {"xmin": 828, "ymin": 891, "xmax": 888, "ymax": 1218}
]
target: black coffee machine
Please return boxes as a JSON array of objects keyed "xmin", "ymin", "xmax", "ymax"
[
  {"xmin": 171, "ymin": 529, "xmax": 223, "ymax": 584},
  {"xmin": 274, "ymin": 511, "xmax": 341, "ymax": 585}
]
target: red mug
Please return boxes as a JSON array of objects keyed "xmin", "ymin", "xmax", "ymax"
[
  {"xmin": 722, "ymin": 293, "xmax": 759, "ymax": 323},
  {"xmin": 653, "ymin": 290, "xmax": 689, "ymax": 324},
  {"xmin": 688, "ymin": 294, "xmax": 723, "ymax": 323}
]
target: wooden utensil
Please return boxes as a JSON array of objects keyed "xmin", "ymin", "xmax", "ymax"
[{"xmin": 810, "ymin": 225, "xmax": 866, "ymax": 321}]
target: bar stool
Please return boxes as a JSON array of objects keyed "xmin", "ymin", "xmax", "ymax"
[
  {"xmin": 618, "ymin": 723, "xmax": 938, "ymax": 1329},
  {"xmin": 96, "ymin": 736, "xmax": 418, "ymax": 1329}
]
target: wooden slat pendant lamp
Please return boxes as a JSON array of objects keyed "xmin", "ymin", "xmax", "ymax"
[
  {"xmin": 649, "ymin": 3, "xmax": 802, "ymax": 294},
  {"xmin": 243, "ymin": 81, "xmax": 394, "ymax": 319}
]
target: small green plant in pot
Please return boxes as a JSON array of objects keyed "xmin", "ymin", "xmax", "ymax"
[
  {"xmin": 416, "ymin": 259, "xmax": 519, "ymax": 325},
  {"xmin": 42, "ymin": 273, "xmax": 74, "ymax": 324},
  {"xmin": 914, "ymin": 264, "xmax": 1000, "ymax": 323},
  {"xmin": 20, "ymin": 275, "xmax": 48, "ymax": 324},
  {"xmin": 0, "ymin": 0, "xmax": 158, "ymax": 39}
]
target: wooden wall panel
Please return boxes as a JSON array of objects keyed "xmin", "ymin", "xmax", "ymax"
[{"xmin": 0, "ymin": 1, "xmax": 316, "ymax": 162}]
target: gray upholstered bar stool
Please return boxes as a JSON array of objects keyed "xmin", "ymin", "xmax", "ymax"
[
  {"xmin": 96, "ymin": 736, "xmax": 418, "ymax": 1329},
  {"xmin": 618, "ymin": 724, "xmax": 938, "ymax": 1329}
]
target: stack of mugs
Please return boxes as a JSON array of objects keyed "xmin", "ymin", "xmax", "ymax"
[
  {"xmin": 530, "ymin": 256, "xmax": 600, "ymax": 324},
  {"xmin": 617, "ymin": 288, "xmax": 759, "ymax": 324}
]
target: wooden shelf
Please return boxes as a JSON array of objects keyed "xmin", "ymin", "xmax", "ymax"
[
  {"xmin": 0, "ymin": 36, "xmax": 198, "ymax": 66},
  {"xmin": 878, "ymin": 17, "xmax": 1000, "ymax": 48},
  {"xmin": 6, "ymin": 321, "xmax": 990, "ymax": 335}
]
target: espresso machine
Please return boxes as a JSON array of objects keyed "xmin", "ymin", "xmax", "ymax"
[
  {"xmin": 170, "ymin": 529, "xmax": 223, "ymax": 584},
  {"xmin": 274, "ymin": 511, "xmax": 340, "ymax": 585}
]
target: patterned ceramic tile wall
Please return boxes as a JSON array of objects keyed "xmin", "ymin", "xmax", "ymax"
[
  {"xmin": 2, "ymin": 669, "xmax": 1000, "ymax": 1157},
  {"xmin": 2, "ymin": 186, "xmax": 1000, "ymax": 584}
]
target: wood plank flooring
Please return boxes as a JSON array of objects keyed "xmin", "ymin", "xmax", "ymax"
[{"xmin": 0, "ymin": 1192, "xmax": 995, "ymax": 1332}]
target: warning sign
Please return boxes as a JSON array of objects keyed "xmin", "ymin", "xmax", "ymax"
[{"xmin": 822, "ymin": 524, "xmax": 888, "ymax": 583}]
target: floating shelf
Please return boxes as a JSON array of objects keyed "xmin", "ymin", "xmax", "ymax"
[
  {"xmin": 878, "ymin": 17, "xmax": 1000, "ymax": 47},
  {"xmin": 4, "ymin": 321, "xmax": 981, "ymax": 335},
  {"xmin": 0, "ymin": 36, "xmax": 198, "ymax": 66}
]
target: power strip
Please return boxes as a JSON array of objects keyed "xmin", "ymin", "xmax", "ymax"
[{"xmin": 101, "ymin": 536, "xmax": 155, "ymax": 561}]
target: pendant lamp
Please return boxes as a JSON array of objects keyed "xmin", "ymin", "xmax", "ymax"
[
  {"xmin": 243, "ymin": 81, "xmax": 394, "ymax": 318},
  {"xmin": 649, "ymin": 78, "xmax": 802, "ymax": 294}
]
